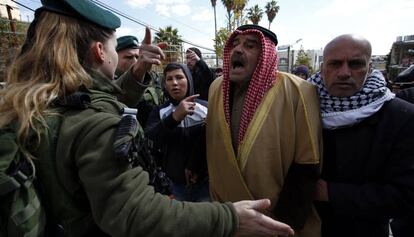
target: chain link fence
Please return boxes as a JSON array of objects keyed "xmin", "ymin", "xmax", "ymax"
[{"xmin": 0, "ymin": 17, "xmax": 29, "ymax": 81}]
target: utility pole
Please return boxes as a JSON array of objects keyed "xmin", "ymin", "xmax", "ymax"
[
  {"xmin": 287, "ymin": 45, "xmax": 291, "ymax": 72},
  {"xmin": 6, "ymin": 4, "xmax": 18, "ymax": 47},
  {"xmin": 211, "ymin": 0, "xmax": 218, "ymax": 66},
  {"xmin": 287, "ymin": 38, "xmax": 302, "ymax": 72}
]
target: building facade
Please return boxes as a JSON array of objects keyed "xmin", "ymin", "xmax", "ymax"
[{"xmin": 277, "ymin": 46, "xmax": 323, "ymax": 73}]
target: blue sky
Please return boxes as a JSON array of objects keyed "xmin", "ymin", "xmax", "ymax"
[{"xmin": 14, "ymin": 0, "xmax": 414, "ymax": 55}]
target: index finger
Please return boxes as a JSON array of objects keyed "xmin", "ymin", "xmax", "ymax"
[
  {"xmin": 184, "ymin": 94, "xmax": 200, "ymax": 102},
  {"xmin": 138, "ymin": 43, "xmax": 166, "ymax": 60},
  {"xmin": 142, "ymin": 27, "xmax": 151, "ymax": 45}
]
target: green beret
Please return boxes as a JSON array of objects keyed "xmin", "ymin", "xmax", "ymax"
[
  {"xmin": 37, "ymin": 0, "xmax": 120, "ymax": 30},
  {"xmin": 116, "ymin": 36, "xmax": 139, "ymax": 52}
]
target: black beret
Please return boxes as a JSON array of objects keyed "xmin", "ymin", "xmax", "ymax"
[
  {"xmin": 236, "ymin": 24, "xmax": 278, "ymax": 45},
  {"xmin": 37, "ymin": 0, "xmax": 120, "ymax": 30},
  {"xmin": 116, "ymin": 36, "xmax": 139, "ymax": 52}
]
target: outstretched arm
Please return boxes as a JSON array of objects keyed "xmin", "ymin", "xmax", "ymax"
[
  {"xmin": 235, "ymin": 199, "xmax": 295, "ymax": 236},
  {"xmin": 116, "ymin": 27, "xmax": 166, "ymax": 106}
]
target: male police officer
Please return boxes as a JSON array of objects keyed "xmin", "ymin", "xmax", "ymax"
[
  {"xmin": 116, "ymin": 35, "xmax": 140, "ymax": 76},
  {"xmin": 116, "ymin": 35, "xmax": 163, "ymax": 127}
]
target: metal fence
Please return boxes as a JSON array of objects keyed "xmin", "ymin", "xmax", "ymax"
[{"xmin": 0, "ymin": 17, "xmax": 28, "ymax": 81}]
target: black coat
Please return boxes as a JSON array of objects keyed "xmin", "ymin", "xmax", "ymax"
[
  {"xmin": 191, "ymin": 60, "xmax": 215, "ymax": 101},
  {"xmin": 397, "ymin": 87, "xmax": 414, "ymax": 103},
  {"xmin": 144, "ymin": 63, "xmax": 208, "ymax": 185},
  {"xmin": 315, "ymin": 98, "xmax": 414, "ymax": 237},
  {"xmin": 391, "ymin": 89, "xmax": 414, "ymax": 237},
  {"xmin": 144, "ymin": 100, "xmax": 208, "ymax": 184}
]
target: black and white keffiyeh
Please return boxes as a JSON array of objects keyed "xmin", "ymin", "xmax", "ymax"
[{"xmin": 308, "ymin": 70, "xmax": 395, "ymax": 129}]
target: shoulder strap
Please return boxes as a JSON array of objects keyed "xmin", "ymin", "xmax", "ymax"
[
  {"xmin": 0, "ymin": 125, "xmax": 48, "ymax": 237},
  {"xmin": 0, "ymin": 130, "xmax": 24, "ymax": 195}
]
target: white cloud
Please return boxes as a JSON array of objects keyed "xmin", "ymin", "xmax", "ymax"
[
  {"xmin": 313, "ymin": 0, "xmax": 414, "ymax": 54},
  {"xmin": 192, "ymin": 8, "xmax": 213, "ymax": 22},
  {"xmin": 116, "ymin": 27, "xmax": 135, "ymax": 37},
  {"xmin": 155, "ymin": 0, "xmax": 192, "ymax": 17},
  {"xmin": 172, "ymin": 4, "xmax": 192, "ymax": 17},
  {"xmin": 158, "ymin": 0, "xmax": 190, "ymax": 4},
  {"xmin": 156, "ymin": 5, "xmax": 170, "ymax": 17},
  {"xmin": 316, "ymin": 0, "xmax": 372, "ymax": 17},
  {"xmin": 125, "ymin": 0, "xmax": 152, "ymax": 9}
]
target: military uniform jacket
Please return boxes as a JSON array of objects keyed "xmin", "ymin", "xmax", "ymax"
[{"xmin": 34, "ymin": 71, "xmax": 238, "ymax": 237}]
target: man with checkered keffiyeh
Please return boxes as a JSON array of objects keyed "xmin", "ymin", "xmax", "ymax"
[
  {"xmin": 310, "ymin": 34, "xmax": 414, "ymax": 237},
  {"xmin": 206, "ymin": 24, "xmax": 322, "ymax": 237}
]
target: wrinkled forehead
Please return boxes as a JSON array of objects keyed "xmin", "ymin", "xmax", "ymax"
[
  {"xmin": 324, "ymin": 38, "xmax": 371, "ymax": 60},
  {"xmin": 227, "ymin": 29, "xmax": 264, "ymax": 48},
  {"xmin": 233, "ymin": 33, "xmax": 261, "ymax": 44},
  {"xmin": 324, "ymin": 46, "xmax": 370, "ymax": 62}
]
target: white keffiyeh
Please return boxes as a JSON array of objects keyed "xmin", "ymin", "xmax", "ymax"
[{"xmin": 308, "ymin": 70, "xmax": 395, "ymax": 129}]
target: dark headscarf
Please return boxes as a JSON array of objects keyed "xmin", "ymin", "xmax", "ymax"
[{"xmin": 163, "ymin": 63, "xmax": 194, "ymax": 105}]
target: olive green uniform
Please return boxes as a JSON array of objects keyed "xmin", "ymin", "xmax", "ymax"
[
  {"xmin": 34, "ymin": 72, "xmax": 238, "ymax": 237},
  {"xmin": 116, "ymin": 69, "xmax": 164, "ymax": 127}
]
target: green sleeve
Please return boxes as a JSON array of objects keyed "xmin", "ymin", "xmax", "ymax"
[
  {"xmin": 58, "ymin": 110, "xmax": 238, "ymax": 237},
  {"xmin": 115, "ymin": 69, "xmax": 149, "ymax": 107}
]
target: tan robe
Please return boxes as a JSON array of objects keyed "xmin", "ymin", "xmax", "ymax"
[{"xmin": 207, "ymin": 72, "xmax": 322, "ymax": 237}]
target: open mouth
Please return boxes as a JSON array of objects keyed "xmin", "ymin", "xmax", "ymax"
[{"xmin": 231, "ymin": 58, "xmax": 245, "ymax": 69}]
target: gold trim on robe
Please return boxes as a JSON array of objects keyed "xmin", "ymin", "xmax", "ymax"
[{"xmin": 207, "ymin": 72, "xmax": 322, "ymax": 237}]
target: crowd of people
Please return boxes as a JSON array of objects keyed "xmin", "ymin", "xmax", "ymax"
[{"xmin": 0, "ymin": 0, "xmax": 413, "ymax": 237}]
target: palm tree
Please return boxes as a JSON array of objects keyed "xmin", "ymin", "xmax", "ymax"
[
  {"xmin": 265, "ymin": 0, "xmax": 280, "ymax": 29},
  {"xmin": 154, "ymin": 26, "xmax": 183, "ymax": 63},
  {"xmin": 154, "ymin": 26, "xmax": 182, "ymax": 45},
  {"xmin": 214, "ymin": 27, "xmax": 231, "ymax": 60},
  {"xmin": 221, "ymin": 0, "xmax": 234, "ymax": 31},
  {"xmin": 211, "ymin": 0, "xmax": 218, "ymax": 66},
  {"xmin": 233, "ymin": 0, "xmax": 248, "ymax": 27},
  {"xmin": 246, "ymin": 4, "xmax": 263, "ymax": 25}
]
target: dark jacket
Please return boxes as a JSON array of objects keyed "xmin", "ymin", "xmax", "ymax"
[
  {"xmin": 315, "ymin": 98, "xmax": 414, "ymax": 237},
  {"xmin": 135, "ymin": 71, "xmax": 164, "ymax": 127},
  {"xmin": 191, "ymin": 59, "xmax": 215, "ymax": 101},
  {"xmin": 397, "ymin": 87, "xmax": 414, "ymax": 103},
  {"xmin": 391, "ymin": 88, "xmax": 414, "ymax": 237},
  {"xmin": 145, "ymin": 64, "xmax": 208, "ymax": 184},
  {"xmin": 115, "ymin": 69, "xmax": 163, "ymax": 127}
]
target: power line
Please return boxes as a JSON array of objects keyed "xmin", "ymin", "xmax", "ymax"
[
  {"xmin": 10, "ymin": 0, "xmax": 216, "ymax": 52},
  {"xmin": 150, "ymin": 7, "xmax": 212, "ymax": 38},
  {"xmin": 91, "ymin": 0, "xmax": 215, "ymax": 52},
  {"xmin": 10, "ymin": 0, "xmax": 35, "ymax": 12}
]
